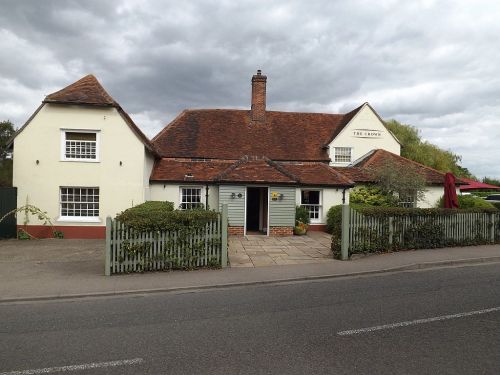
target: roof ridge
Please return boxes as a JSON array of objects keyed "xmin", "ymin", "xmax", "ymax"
[
  {"xmin": 317, "ymin": 163, "xmax": 355, "ymax": 185},
  {"xmin": 214, "ymin": 155, "xmax": 251, "ymax": 181},
  {"xmin": 265, "ymin": 158, "xmax": 300, "ymax": 183}
]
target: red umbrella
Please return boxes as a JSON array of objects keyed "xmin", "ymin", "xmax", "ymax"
[{"xmin": 444, "ymin": 172, "xmax": 459, "ymax": 209}]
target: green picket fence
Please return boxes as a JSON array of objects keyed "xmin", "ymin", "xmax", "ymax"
[
  {"xmin": 339, "ymin": 205, "xmax": 500, "ymax": 258},
  {"xmin": 105, "ymin": 205, "xmax": 228, "ymax": 275}
]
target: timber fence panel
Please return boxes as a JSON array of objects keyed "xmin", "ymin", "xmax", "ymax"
[
  {"xmin": 105, "ymin": 213, "xmax": 224, "ymax": 275},
  {"xmin": 344, "ymin": 209, "xmax": 500, "ymax": 258}
]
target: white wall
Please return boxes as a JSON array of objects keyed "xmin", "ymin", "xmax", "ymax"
[
  {"xmin": 150, "ymin": 183, "xmax": 219, "ymax": 210},
  {"xmin": 12, "ymin": 104, "xmax": 151, "ymax": 225},
  {"xmin": 296, "ymin": 187, "xmax": 349, "ymax": 224},
  {"xmin": 329, "ymin": 104, "xmax": 400, "ymax": 166}
]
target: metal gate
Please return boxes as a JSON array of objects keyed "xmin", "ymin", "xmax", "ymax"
[{"xmin": 0, "ymin": 187, "xmax": 17, "ymax": 238}]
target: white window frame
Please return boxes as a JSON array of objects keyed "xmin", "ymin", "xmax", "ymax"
[
  {"xmin": 333, "ymin": 147, "xmax": 353, "ymax": 164},
  {"xmin": 179, "ymin": 186, "xmax": 204, "ymax": 210},
  {"xmin": 300, "ymin": 189, "xmax": 322, "ymax": 224},
  {"xmin": 60, "ymin": 129, "xmax": 100, "ymax": 162},
  {"xmin": 58, "ymin": 186, "xmax": 101, "ymax": 223}
]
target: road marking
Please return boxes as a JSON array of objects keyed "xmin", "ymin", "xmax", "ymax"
[
  {"xmin": 337, "ymin": 306, "xmax": 500, "ymax": 336},
  {"xmin": 0, "ymin": 358, "xmax": 144, "ymax": 375}
]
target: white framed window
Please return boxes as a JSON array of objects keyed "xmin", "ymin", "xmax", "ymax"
[
  {"xmin": 398, "ymin": 195, "xmax": 416, "ymax": 208},
  {"xmin": 61, "ymin": 130, "xmax": 100, "ymax": 161},
  {"xmin": 59, "ymin": 187, "xmax": 100, "ymax": 221},
  {"xmin": 180, "ymin": 187, "xmax": 203, "ymax": 210},
  {"xmin": 333, "ymin": 147, "xmax": 352, "ymax": 163},
  {"xmin": 301, "ymin": 190, "xmax": 322, "ymax": 223}
]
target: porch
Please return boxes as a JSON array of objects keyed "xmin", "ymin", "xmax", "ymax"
[{"xmin": 228, "ymin": 231, "xmax": 334, "ymax": 267}]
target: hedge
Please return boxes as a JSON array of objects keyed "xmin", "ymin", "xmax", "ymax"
[
  {"xmin": 116, "ymin": 201, "xmax": 219, "ymax": 231},
  {"xmin": 435, "ymin": 195, "xmax": 496, "ymax": 209}
]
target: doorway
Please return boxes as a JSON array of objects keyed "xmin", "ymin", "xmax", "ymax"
[{"xmin": 246, "ymin": 187, "xmax": 268, "ymax": 235}]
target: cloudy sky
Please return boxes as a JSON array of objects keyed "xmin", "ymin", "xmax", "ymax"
[{"xmin": 1, "ymin": 0, "xmax": 499, "ymax": 178}]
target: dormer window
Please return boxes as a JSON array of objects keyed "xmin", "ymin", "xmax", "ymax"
[
  {"xmin": 333, "ymin": 147, "xmax": 352, "ymax": 163},
  {"xmin": 61, "ymin": 130, "xmax": 100, "ymax": 162}
]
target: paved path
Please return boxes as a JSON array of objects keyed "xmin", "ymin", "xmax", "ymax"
[{"xmin": 228, "ymin": 232, "xmax": 333, "ymax": 267}]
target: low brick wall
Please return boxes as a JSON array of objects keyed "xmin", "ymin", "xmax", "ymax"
[
  {"xmin": 308, "ymin": 224, "xmax": 327, "ymax": 232},
  {"xmin": 228, "ymin": 226, "xmax": 245, "ymax": 235},
  {"xmin": 269, "ymin": 226, "xmax": 294, "ymax": 236}
]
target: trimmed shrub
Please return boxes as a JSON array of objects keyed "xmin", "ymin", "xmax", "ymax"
[
  {"xmin": 435, "ymin": 195, "xmax": 496, "ymax": 209},
  {"xmin": 116, "ymin": 201, "xmax": 218, "ymax": 231}
]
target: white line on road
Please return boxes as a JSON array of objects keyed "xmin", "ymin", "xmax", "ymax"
[
  {"xmin": 0, "ymin": 358, "xmax": 144, "ymax": 375},
  {"xmin": 338, "ymin": 306, "xmax": 500, "ymax": 336}
]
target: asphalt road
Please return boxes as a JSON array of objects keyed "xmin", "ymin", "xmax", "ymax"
[{"xmin": 1, "ymin": 263, "xmax": 499, "ymax": 374}]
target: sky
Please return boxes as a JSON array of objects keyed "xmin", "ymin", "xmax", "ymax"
[{"xmin": 1, "ymin": 0, "xmax": 499, "ymax": 178}]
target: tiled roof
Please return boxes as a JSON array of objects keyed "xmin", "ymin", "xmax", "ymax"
[
  {"xmin": 44, "ymin": 75, "xmax": 116, "ymax": 106},
  {"xmin": 149, "ymin": 158, "xmax": 234, "ymax": 183},
  {"xmin": 39, "ymin": 75, "xmax": 158, "ymax": 155},
  {"xmin": 279, "ymin": 162, "xmax": 354, "ymax": 186},
  {"xmin": 459, "ymin": 178, "xmax": 500, "ymax": 191},
  {"xmin": 150, "ymin": 157, "xmax": 354, "ymax": 187},
  {"xmin": 340, "ymin": 149, "xmax": 463, "ymax": 186},
  {"xmin": 152, "ymin": 109, "xmax": 354, "ymax": 161}
]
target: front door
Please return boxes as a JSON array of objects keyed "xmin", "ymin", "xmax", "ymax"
[{"xmin": 246, "ymin": 187, "xmax": 268, "ymax": 234}]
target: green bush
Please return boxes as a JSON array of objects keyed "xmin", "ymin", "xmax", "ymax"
[
  {"xmin": 116, "ymin": 201, "xmax": 218, "ymax": 231},
  {"xmin": 349, "ymin": 186, "xmax": 397, "ymax": 207},
  {"xmin": 435, "ymin": 195, "xmax": 496, "ymax": 209},
  {"xmin": 295, "ymin": 206, "xmax": 310, "ymax": 225},
  {"xmin": 491, "ymin": 202, "xmax": 500, "ymax": 210}
]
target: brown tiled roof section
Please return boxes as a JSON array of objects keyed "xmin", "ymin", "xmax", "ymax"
[
  {"xmin": 150, "ymin": 158, "xmax": 234, "ymax": 182},
  {"xmin": 152, "ymin": 109, "xmax": 349, "ymax": 161},
  {"xmin": 44, "ymin": 74, "xmax": 116, "ymax": 106},
  {"xmin": 150, "ymin": 157, "xmax": 354, "ymax": 187},
  {"xmin": 279, "ymin": 162, "xmax": 354, "ymax": 186},
  {"xmin": 215, "ymin": 156, "xmax": 297, "ymax": 184},
  {"xmin": 348, "ymin": 149, "xmax": 459, "ymax": 185},
  {"xmin": 331, "ymin": 167, "xmax": 373, "ymax": 183}
]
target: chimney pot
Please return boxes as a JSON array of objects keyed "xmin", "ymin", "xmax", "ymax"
[{"xmin": 251, "ymin": 70, "xmax": 267, "ymax": 122}]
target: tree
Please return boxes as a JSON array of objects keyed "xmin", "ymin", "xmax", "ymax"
[
  {"xmin": 483, "ymin": 177, "xmax": 500, "ymax": 186},
  {"xmin": 385, "ymin": 119, "xmax": 475, "ymax": 179},
  {"xmin": 368, "ymin": 160, "xmax": 427, "ymax": 206},
  {"xmin": 0, "ymin": 120, "xmax": 15, "ymax": 187}
]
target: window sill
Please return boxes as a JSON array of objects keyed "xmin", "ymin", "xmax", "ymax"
[
  {"xmin": 57, "ymin": 217, "xmax": 102, "ymax": 223},
  {"xmin": 60, "ymin": 159, "xmax": 100, "ymax": 163}
]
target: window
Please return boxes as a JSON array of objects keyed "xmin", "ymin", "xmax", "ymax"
[
  {"xmin": 180, "ymin": 187, "xmax": 203, "ymax": 210},
  {"xmin": 301, "ymin": 190, "xmax": 322, "ymax": 222},
  {"xmin": 398, "ymin": 195, "xmax": 416, "ymax": 208},
  {"xmin": 333, "ymin": 147, "xmax": 352, "ymax": 163},
  {"xmin": 60, "ymin": 187, "xmax": 99, "ymax": 218},
  {"xmin": 61, "ymin": 130, "xmax": 99, "ymax": 161}
]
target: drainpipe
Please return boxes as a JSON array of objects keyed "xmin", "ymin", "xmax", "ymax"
[
  {"xmin": 342, "ymin": 188, "xmax": 348, "ymax": 204},
  {"xmin": 205, "ymin": 184, "xmax": 209, "ymax": 210}
]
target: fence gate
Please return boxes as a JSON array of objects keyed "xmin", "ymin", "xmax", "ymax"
[{"xmin": 0, "ymin": 187, "xmax": 17, "ymax": 238}]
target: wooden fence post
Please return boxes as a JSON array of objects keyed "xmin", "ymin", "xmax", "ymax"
[
  {"xmin": 490, "ymin": 213, "xmax": 495, "ymax": 244},
  {"xmin": 105, "ymin": 216, "xmax": 111, "ymax": 276},
  {"xmin": 388, "ymin": 217, "xmax": 394, "ymax": 248},
  {"xmin": 221, "ymin": 204, "xmax": 228, "ymax": 267},
  {"xmin": 341, "ymin": 204, "xmax": 350, "ymax": 260}
]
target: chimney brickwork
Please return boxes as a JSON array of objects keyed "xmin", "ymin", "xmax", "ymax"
[{"xmin": 251, "ymin": 70, "xmax": 267, "ymax": 122}]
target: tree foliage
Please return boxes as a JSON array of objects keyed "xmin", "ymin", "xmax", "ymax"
[
  {"xmin": 385, "ymin": 119, "xmax": 474, "ymax": 178},
  {"xmin": 368, "ymin": 160, "xmax": 427, "ymax": 205},
  {"xmin": 483, "ymin": 177, "xmax": 500, "ymax": 186}
]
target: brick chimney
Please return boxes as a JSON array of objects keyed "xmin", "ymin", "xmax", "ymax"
[{"xmin": 251, "ymin": 70, "xmax": 267, "ymax": 122}]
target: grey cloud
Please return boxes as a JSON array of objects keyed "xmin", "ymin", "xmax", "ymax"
[{"xmin": 0, "ymin": 0, "xmax": 499, "ymax": 177}]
